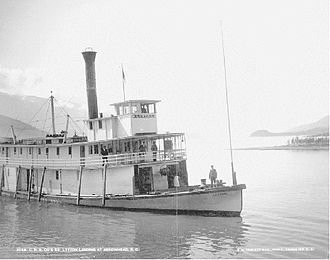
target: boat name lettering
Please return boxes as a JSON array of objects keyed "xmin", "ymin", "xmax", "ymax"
[
  {"xmin": 212, "ymin": 192, "xmax": 228, "ymax": 196},
  {"xmin": 133, "ymin": 114, "xmax": 155, "ymax": 118}
]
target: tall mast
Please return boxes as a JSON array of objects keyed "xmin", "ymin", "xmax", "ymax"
[
  {"xmin": 10, "ymin": 125, "xmax": 17, "ymax": 144},
  {"xmin": 50, "ymin": 91, "xmax": 56, "ymax": 135},
  {"xmin": 220, "ymin": 24, "xmax": 237, "ymax": 186}
]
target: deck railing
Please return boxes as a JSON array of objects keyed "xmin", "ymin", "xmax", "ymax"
[{"xmin": 0, "ymin": 149, "xmax": 186, "ymax": 169}]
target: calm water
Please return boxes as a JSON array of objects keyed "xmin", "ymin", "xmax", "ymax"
[{"xmin": 0, "ymin": 149, "xmax": 328, "ymax": 259}]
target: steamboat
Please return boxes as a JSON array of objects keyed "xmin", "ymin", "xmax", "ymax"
[{"xmin": 0, "ymin": 49, "xmax": 246, "ymax": 216}]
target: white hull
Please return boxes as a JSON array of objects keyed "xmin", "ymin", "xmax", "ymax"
[{"xmin": 1, "ymin": 184, "xmax": 245, "ymax": 216}]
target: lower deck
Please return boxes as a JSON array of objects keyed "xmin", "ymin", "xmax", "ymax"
[{"xmin": 0, "ymin": 160, "xmax": 188, "ymax": 197}]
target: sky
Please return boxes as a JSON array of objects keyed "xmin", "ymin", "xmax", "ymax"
[{"xmin": 0, "ymin": 0, "xmax": 328, "ymax": 181}]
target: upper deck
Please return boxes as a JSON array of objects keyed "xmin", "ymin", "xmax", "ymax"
[{"xmin": 0, "ymin": 132, "xmax": 186, "ymax": 170}]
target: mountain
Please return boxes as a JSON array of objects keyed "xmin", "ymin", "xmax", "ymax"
[
  {"xmin": 251, "ymin": 116, "xmax": 329, "ymax": 137},
  {"xmin": 288, "ymin": 116, "xmax": 329, "ymax": 132},
  {"xmin": 0, "ymin": 91, "xmax": 86, "ymax": 137},
  {"xmin": 0, "ymin": 114, "xmax": 45, "ymax": 139}
]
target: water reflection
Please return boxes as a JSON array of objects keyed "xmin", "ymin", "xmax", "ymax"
[
  {"xmin": 1, "ymin": 196, "xmax": 249, "ymax": 258},
  {"xmin": 129, "ymin": 212, "xmax": 249, "ymax": 258}
]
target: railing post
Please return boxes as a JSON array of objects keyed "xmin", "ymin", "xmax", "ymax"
[
  {"xmin": 14, "ymin": 166, "xmax": 21, "ymax": 199},
  {"xmin": 38, "ymin": 167, "xmax": 46, "ymax": 202},
  {"xmin": 27, "ymin": 167, "xmax": 33, "ymax": 201},
  {"xmin": 76, "ymin": 166, "xmax": 83, "ymax": 205},
  {"xmin": 102, "ymin": 164, "xmax": 107, "ymax": 206},
  {"xmin": 0, "ymin": 164, "xmax": 4, "ymax": 196}
]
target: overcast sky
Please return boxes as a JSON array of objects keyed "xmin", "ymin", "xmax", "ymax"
[{"xmin": 0, "ymin": 0, "xmax": 328, "ymax": 141}]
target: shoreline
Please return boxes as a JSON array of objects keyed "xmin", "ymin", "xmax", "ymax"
[{"xmin": 234, "ymin": 145, "xmax": 329, "ymax": 151}]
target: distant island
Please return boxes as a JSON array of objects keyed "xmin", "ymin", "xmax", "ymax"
[
  {"xmin": 250, "ymin": 115, "xmax": 329, "ymax": 137},
  {"xmin": 245, "ymin": 115, "xmax": 329, "ymax": 150}
]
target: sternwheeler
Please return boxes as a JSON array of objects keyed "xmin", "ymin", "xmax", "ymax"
[{"xmin": 0, "ymin": 49, "xmax": 246, "ymax": 216}]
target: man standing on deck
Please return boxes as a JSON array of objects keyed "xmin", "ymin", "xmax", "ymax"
[
  {"xmin": 151, "ymin": 141, "xmax": 158, "ymax": 161},
  {"xmin": 209, "ymin": 165, "xmax": 217, "ymax": 187},
  {"xmin": 101, "ymin": 146, "xmax": 108, "ymax": 166}
]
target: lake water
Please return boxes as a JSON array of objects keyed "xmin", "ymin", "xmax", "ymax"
[{"xmin": 0, "ymin": 149, "xmax": 328, "ymax": 259}]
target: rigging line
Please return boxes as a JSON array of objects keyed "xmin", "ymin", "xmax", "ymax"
[
  {"xmin": 16, "ymin": 97, "xmax": 50, "ymax": 138},
  {"xmin": 31, "ymin": 115, "xmax": 68, "ymax": 123},
  {"xmin": 53, "ymin": 97, "xmax": 86, "ymax": 135},
  {"xmin": 42, "ymin": 101, "xmax": 50, "ymax": 132},
  {"xmin": 60, "ymin": 93, "xmax": 76, "ymax": 109},
  {"xmin": 46, "ymin": 125, "xmax": 53, "ymax": 135},
  {"xmin": 68, "ymin": 115, "xmax": 86, "ymax": 136}
]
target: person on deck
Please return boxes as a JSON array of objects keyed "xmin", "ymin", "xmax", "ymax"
[
  {"xmin": 139, "ymin": 142, "xmax": 146, "ymax": 162},
  {"xmin": 209, "ymin": 165, "xmax": 218, "ymax": 187},
  {"xmin": 151, "ymin": 141, "xmax": 158, "ymax": 161},
  {"xmin": 101, "ymin": 146, "xmax": 108, "ymax": 166}
]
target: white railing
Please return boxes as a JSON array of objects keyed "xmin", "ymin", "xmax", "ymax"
[{"xmin": 0, "ymin": 149, "xmax": 186, "ymax": 169}]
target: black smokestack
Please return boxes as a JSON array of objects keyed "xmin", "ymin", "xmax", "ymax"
[{"xmin": 82, "ymin": 49, "xmax": 99, "ymax": 119}]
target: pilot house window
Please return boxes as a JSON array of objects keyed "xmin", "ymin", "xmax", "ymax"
[
  {"xmin": 131, "ymin": 105, "xmax": 137, "ymax": 113},
  {"xmin": 94, "ymin": 145, "xmax": 99, "ymax": 154},
  {"xmin": 99, "ymin": 120, "xmax": 102, "ymax": 129},
  {"xmin": 141, "ymin": 104, "xmax": 148, "ymax": 113}
]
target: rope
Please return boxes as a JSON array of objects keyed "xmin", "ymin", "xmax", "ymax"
[
  {"xmin": 16, "ymin": 98, "xmax": 50, "ymax": 138},
  {"xmin": 53, "ymin": 97, "xmax": 86, "ymax": 136}
]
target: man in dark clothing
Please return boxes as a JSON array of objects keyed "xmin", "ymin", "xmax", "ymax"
[
  {"xmin": 139, "ymin": 142, "xmax": 146, "ymax": 162},
  {"xmin": 151, "ymin": 141, "xmax": 158, "ymax": 161},
  {"xmin": 209, "ymin": 165, "xmax": 218, "ymax": 187},
  {"xmin": 101, "ymin": 146, "xmax": 108, "ymax": 166}
]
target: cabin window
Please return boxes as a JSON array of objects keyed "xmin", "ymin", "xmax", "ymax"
[
  {"xmin": 68, "ymin": 146, "xmax": 72, "ymax": 155},
  {"xmin": 14, "ymin": 147, "xmax": 17, "ymax": 154},
  {"xmin": 45, "ymin": 148, "xmax": 49, "ymax": 155},
  {"xmin": 89, "ymin": 122, "xmax": 93, "ymax": 130},
  {"xmin": 94, "ymin": 145, "xmax": 99, "ymax": 154},
  {"xmin": 119, "ymin": 106, "xmax": 123, "ymax": 115},
  {"xmin": 141, "ymin": 104, "xmax": 148, "ymax": 113},
  {"xmin": 38, "ymin": 148, "xmax": 41, "ymax": 155},
  {"xmin": 46, "ymin": 139, "xmax": 51, "ymax": 144},
  {"xmin": 124, "ymin": 105, "xmax": 130, "ymax": 114},
  {"xmin": 55, "ymin": 170, "xmax": 59, "ymax": 180},
  {"xmin": 99, "ymin": 120, "xmax": 102, "ymax": 129},
  {"xmin": 2, "ymin": 147, "xmax": 4, "ymax": 154},
  {"xmin": 28, "ymin": 147, "xmax": 32, "ymax": 155},
  {"xmin": 89, "ymin": 145, "xmax": 93, "ymax": 154},
  {"xmin": 56, "ymin": 147, "xmax": 60, "ymax": 155},
  {"xmin": 20, "ymin": 148, "xmax": 22, "ymax": 154},
  {"xmin": 148, "ymin": 104, "xmax": 155, "ymax": 113}
]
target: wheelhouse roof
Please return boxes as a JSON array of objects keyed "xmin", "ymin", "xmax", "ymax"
[{"xmin": 110, "ymin": 99, "xmax": 161, "ymax": 106}]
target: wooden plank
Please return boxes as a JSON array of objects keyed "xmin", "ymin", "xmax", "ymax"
[
  {"xmin": 102, "ymin": 164, "xmax": 107, "ymax": 206},
  {"xmin": 0, "ymin": 165, "xmax": 4, "ymax": 196},
  {"xmin": 14, "ymin": 166, "xmax": 21, "ymax": 199},
  {"xmin": 38, "ymin": 167, "xmax": 46, "ymax": 202},
  {"xmin": 76, "ymin": 166, "xmax": 83, "ymax": 205},
  {"xmin": 27, "ymin": 167, "xmax": 33, "ymax": 201}
]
